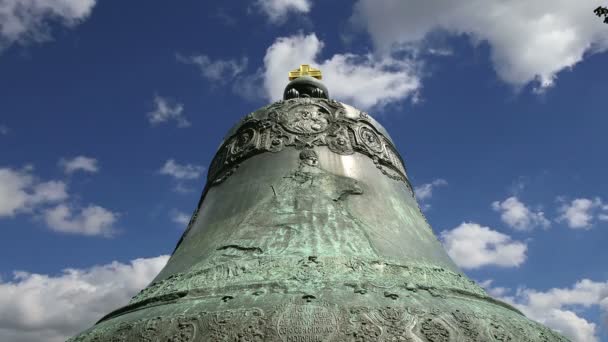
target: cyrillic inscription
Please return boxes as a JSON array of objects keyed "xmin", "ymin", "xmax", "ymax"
[{"xmin": 277, "ymin": 303, "xmax": 338, "ymax": 342}]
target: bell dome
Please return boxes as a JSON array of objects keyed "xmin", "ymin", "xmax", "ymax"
[{"xmin": 69, "ymin": 66, "xmax": 569, "ymax": 342}]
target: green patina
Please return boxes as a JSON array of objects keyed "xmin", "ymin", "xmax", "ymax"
[{"xmin": 70, "ymin": 77, "xmax": 569, "ymax": 342}]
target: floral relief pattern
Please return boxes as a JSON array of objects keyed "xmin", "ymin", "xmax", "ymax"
[
  {"xmin": 69, "ymin": 302, "xmax": 571, "ymax": 342},
  {"xmin": 206, "ymin": 98, "xmax": 411, "ymax": 190}
]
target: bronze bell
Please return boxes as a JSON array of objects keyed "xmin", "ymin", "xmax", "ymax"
[{"xmin": 70, "ymin": 66, "xmax": 569, "ymax": 341}]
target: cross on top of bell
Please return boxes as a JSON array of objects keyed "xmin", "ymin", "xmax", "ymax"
[{"xmin": 288, "ymin": 64, "xmax": 323, "ymax": 80}]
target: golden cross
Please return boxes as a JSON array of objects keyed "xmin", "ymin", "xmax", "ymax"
[{"xmin": 288, "ymin": 64, "xmax": 322, "ymax": 80}]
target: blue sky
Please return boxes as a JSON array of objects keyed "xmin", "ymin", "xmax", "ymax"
[{"xmin": 0, "ymin": 1, "xmax": 607, "ymax": 341}]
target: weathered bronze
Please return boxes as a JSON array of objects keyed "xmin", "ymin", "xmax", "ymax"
[{"xmin": 69, "ymin": 67, "xmax": 570, "ymax": 341}]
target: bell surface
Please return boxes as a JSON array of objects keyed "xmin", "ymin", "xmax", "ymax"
[{"xmin": 69, "ymin": 78, "xmax": 569, "ymax": 341}]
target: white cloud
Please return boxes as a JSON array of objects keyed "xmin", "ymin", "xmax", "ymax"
[
  {"xmin": 262, "ymin": 33, "xmax": 421, "ymax": 110},
  {"xmin": 0, "ymin": 168, "xmax": 36, "ymax": 217},
  {"xmin": 170, "ymin": 210, "xmax": 190, "ymax": 226},
  {"xmin": 59, "ymin": 156, "xmax": 99, "ymax": 174},
  {"xmin": 557, "ymin": 197, "xmax": 605, "ymax": 229},
  {"xmin": 159, "ymin": 159, "xmax": 204, "ymax": 180},
  {"xmin": 0, "ymin": 255, "xmax": 169, "ymax": 342},
  {"xmin": 172, "ymin": 182, "xmax": 197, "ymax": 194},
  {"xmin": 231, "ymin": 70, "xmax": 267, "ymax": 101},
  {"xmin": 0, "ymin": 125, "xmax": 8, "ymax": 135},
  {"xmin": 440, "ymin": 222, "xmax": 527, "ymax": 269},
  {"xmin": 255, "ymin": 0, "xmax": 311, "ymax": 23},
  {"xmin": 176, "ymin": 54, "xmax": 247, "ymax": 82},
  {"xmin": 352, "ymin": 0, "xmax": 608, "ymax": 92},
  {"xmin": 147, "ymin": 95, "xmax": 190, "ymax": 128},
  {"xmin": 0, "ymin": 166, "xmax": 120, "ymax": 236},
  {"xmin": 0, "ymin": 0, "xmax": 96, "ymax": 52},
  {"xmin": 415, "ymin": 178, "xmax": 447, "ymax": 201},
  {"xmin": 495, "ymin": 279, "xmax": 608, "ymax": 342},
  {"xmin": 478, "ymin": 279, "xmax": 509, "ymax": 298},
  {"xmin": 44, "ymin": 204, "xmax": 118, "ymax": 237},
  {"xmin": 492, "ymin": 196, "xmax": 550, "ymax": 231},
  {"xmin": 29, "ymin": 181, "xmax": 69, "ymax": 205},
  {"xmin": 0, "ymin": 167, "xmax": 68, "ymax": 217}
]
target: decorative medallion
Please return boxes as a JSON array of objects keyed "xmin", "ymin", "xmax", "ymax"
[
  {"xmin": 357, "ymin": 126, "xmax": 384, "ymax": 154},
  {"xmin": 327, "ymin": 126, "xmax": 354, "ymax": 155},
  {"xmin": 278, "ymin": 104, "xmax": 331, "ymax": 134},
  {"xmin": 206, "ymin": 98, "xmax": 411, "ymax": 191},
  {"xmin": 230, "ymin": 127, "xmax": 257, "ymax": 155}
]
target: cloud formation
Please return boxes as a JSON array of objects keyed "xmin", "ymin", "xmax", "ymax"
[
  {"xmin": 0, "ymin": 164, "xmax": 119, "ymax": 236},
  {"xmin": 176, "ymin": 54, "xmax": 247, "ymax": 83},
  {"xmin": 159, "ymin": 160, "xmax": 205, "ymax": 194},
  {"xmin": 170, "ymin": 210, "xmax": 190, "ymax": 226},
  {"xmin": 0, "ymin": 255, "xmax": 168, "ymax": 342},
  {"xmin": 492, "ymin": 196, "xmax": 550, "ymax": 231},
  {"xmin": 557, "ymin": 197, "xmax": 608, "ymax": 229},
  {"xmin": 486, "ymin": 279, "xmax": 608, "ymax": 342},
  {"xmin": 0, "ymin": 0, "xmax": 96, "ymax": 52},
  {"xmin": 0, "ymin": 167, "xmax": 68, "ymax": 217},
  {"xmin": 262, "ymin": 33, "xmax": 421, "ymax": 109},
  {"xmin": 440, "ymin": 222, "xmax": 527, "ymax": 269},
  {"xmin": 352, "ymin": 0, "xmax": 608, "ymax": 91},
  {"xmin": 159, "ymin": 159, "xmax": 204, "ymax": 180},
  {"xmin": 255, "ymin": 0, "xmax": 311, "ymax": 23},
  {"xmin": 59, "ymin": 156, "xmax": 99, "ymax": 174},
  {"xmin": 415, "ymin": 178, "xmax": 447, "ymax": 201},
  {"xmin": 182, "ymin": 33, "xmax": 421, "ymax": 110},
  {"xmin": 147, "ymin": 96, "xmax": 190, "ymax": 128},
  {"xmin": 43, "ymin": 204, "xmax": 118, "ymax": 237},
  {"xmin": 478, "ymin": 279, "xmax": 509, "ymax": 298}
]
